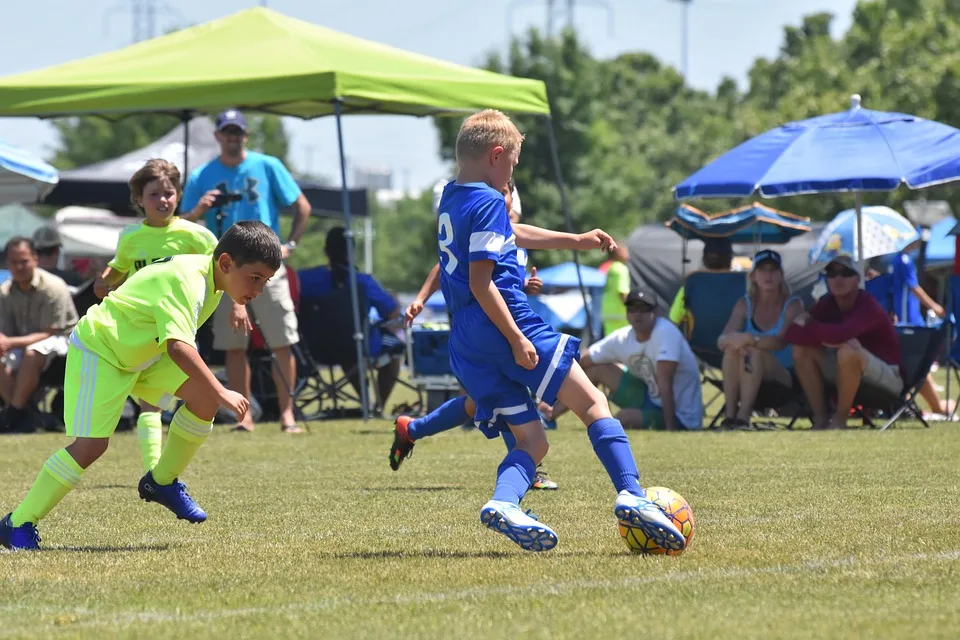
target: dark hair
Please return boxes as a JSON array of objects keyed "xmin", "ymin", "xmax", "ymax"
[
  {"xmin": 4, "ymin": 237, "xmax": 35, "ymax": 260},
  {"xmin": 129, "ymin": 158, "xmax": 182, "ymax": 212},
  {"xmin": 325, "ymin": 226, "xmax": 352, "ymax": 287},
  {"xmin": 214, "ymin": 221, "xmax": 282, "ymax": 270}
]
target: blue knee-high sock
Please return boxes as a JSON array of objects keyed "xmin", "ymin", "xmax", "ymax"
[
  {"xmin": 501, "ymin": 430, "xmax": 517, "ymax": 452},
  {"xmin": 492, "ymin": 449, "xmax": 536, "ymax": 504},
  {"xmin": 408, "ymin": 396, "xmax": 469, "ymax": 440},
  {"xmin": 587, "ymin": 417, "xmax": 643, "ymax": 495}
]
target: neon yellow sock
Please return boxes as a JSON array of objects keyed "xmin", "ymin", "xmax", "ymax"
[
  {"xmin": 151, "ymin": 405, "xmax": 213, "ymax": 485},
  {"xmin": 137, "ymin": 411, "xmax": 163, "ymax": 472},
  {"xmin": 10, "ymin": 449, "xmax": 84, "ymax": 526}
]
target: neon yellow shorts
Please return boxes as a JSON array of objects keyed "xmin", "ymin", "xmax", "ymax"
[{"xmin": 64, "ymin": 343, "xmax": 187, "ymax": 438}]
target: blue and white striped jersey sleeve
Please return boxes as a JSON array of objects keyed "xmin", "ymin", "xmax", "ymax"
[{"xmin": 467, "ymin": 197, "xmax": 510, "ymax": 263}]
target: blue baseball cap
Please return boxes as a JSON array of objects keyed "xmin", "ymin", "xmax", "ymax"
[
  {"xmin": 752, "ymin": 249, "xmax": 783, "ymax": 269},
  {"xmin": 215, "ymin": 109, "xmax": 247, "ymax": 132}
]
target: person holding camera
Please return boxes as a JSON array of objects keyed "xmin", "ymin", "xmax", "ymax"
[{"xmin": 181, "ymin": 109, "xmax": 311, "ymax": 433}]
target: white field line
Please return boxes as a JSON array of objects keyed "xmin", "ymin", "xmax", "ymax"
[{"xmin": 2, "ymin": 549, "xmax": 959, "ymax": 633}]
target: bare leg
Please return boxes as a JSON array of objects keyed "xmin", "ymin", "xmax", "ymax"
[
  {"xmin": 833, "ymin": 344, "xmax": 867, "ymax": 427},
  {"xmin": 615, "ymin": 408, "xmax": 646, "ymax": 430},
  {"xmin": 0, "ymin": 365, "xmax": 15, "ymax": 405},
  {"xmin": 270, "ymin": 346, "xmax": 299, "ymax": 431},
  {"xmin": 556, "ymin": 360, "xmax": 613, "ymax": 426},
  {"xmin": 225, "ymin": 349, "xmax": 254, "ymax": 430},
  {"xmin": 10, "ymin": 350, "xmax": 44, "ymax": 410},
  {"xmin": 65, "ymin": 437, "xmax": 110, "ymax": 469},
  {"xmin": 548, "ymin": 364, "xmax": 622, "ymax": 420},
  {"xmin": 377, "ymin": 357, "xmax": 401, "ymax": 409},
  {"xmin": 792, "ymin": 345, "xmax": 829, "ymax": 429},
  {"xmin": 721, "ymin": 348, "xmax": 742, "ymax": 420},
  {"xmin": 918, "ymin": 375, "xmax": 949, "ymax": 414}
]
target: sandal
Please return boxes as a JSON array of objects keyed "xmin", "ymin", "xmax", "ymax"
[{"xmin": 231, "ymin": 424, "xmax": 254, "ymax": 433}]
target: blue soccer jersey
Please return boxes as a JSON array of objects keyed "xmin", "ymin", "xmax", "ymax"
[
  {"xmin": 436, "ymin": 181, "xmax": 580, "ymax": 437},
  {"xmin": 436, "ymin": 182, "xmax": 526, "ymax": 317}
]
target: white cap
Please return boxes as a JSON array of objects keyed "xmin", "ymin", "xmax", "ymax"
[{"xmin": 510, "ymin": 185, "xmax": 522, "ymax": 217}]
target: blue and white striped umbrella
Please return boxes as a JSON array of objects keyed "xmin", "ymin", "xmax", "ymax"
[
  {"xmin": 808, "ymin": 206, "xmax": 919, "ymax": 264},
  {"xmin": 0, "ymin": 140, "xmax": 59, "ymax": 205}
]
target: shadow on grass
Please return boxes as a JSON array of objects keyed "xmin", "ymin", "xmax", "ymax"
[
  {"xmin": 84, "ymin": 484, "xmax": 131, "ymax": 490},
  {"xmin": 352, "ymin": 430, "xmax": 388, "ymax": 436},
  {"xmin": 324, "ymin": 548, "xmax": 624, "ymax": 560},
  {"xmin": 47, "ymin": 543, "xmax": 171, "ymax": 553},
  {"xmin": 360, "ymin": 486, "xmax": 462, "ymax": 492}
]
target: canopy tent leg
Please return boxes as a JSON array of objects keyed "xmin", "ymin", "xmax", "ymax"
[
  {"xmin": 545, "ymin": 116, "xmax": 596, "ymax": 342},
  {"xmin": 334, "ymin": 99, "xmax": 371, "ymax": 420},
  {"xmin": 180, "ymin": 110, "xmax": 193, "ymax": 180}
]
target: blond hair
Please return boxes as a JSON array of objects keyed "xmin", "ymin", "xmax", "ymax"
[
  {"xmin": 455, "ymin": 109, "xmax": 524, "ymax": 162},
  {"xmin": 129, "ymin": 158, "xmax": 182, "ymax": 212}
]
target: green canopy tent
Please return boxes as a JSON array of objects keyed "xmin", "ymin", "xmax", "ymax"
[{"xmin": 0, "ymin": 7, "xmax": 587, "ymax": 419}]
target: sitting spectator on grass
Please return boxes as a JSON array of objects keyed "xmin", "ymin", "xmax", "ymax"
[
  {"xmin": 0, "ymin": 238, "xmax": 79, "ymax": 433},
  {"xmin": 298, "ymin": 227, "xmax": 403, "ymax": 411},
  {"xmin": 717, "ymin": 249, "xmax": 803, "ymax": 429},
  {"xmin": 785, "ymin": 254, "xmax": 903, "ymax": 430},
  {"xmin": 541, "ymin": 287, "xmax": 703, "ymax": 431}
]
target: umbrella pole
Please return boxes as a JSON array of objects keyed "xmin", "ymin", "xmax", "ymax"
[
  {"xmin": 334, "ymin": 99, "xmax": 370, "ymax": 420},
  {"xmin": 180, "ymin": 110, "xmax": 192, "ymax": 181},
  {"xmin": 855, "ymin": 192, "xmax": 865, "ymax": 284}
]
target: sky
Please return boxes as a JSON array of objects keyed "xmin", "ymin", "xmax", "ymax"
[{"xmin": 0, "ymin": 0, "xmax": 859, "ymax": 191}]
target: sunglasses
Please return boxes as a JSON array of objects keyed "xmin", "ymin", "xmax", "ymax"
[
  {"xmin": 219, "ymin": 126, "xmax": 246, "ymax": 136},
  {"xmin": 825, "ymin": 267, "xmax": 858, "ymax": 279}
]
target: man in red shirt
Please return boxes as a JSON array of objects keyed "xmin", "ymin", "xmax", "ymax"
[{"xmin": 786, "ymin": 254, "xmax": 903, "ymax": 430}]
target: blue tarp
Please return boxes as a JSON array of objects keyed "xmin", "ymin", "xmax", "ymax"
[
  {"xmin": 536, "ymin": 262, "xmax": 607, "ymax": 288},
  {"xmin": 667, "ymin": 202, "xmax": 811, "ymax": 244}
]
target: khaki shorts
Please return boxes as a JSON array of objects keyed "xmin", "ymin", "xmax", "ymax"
[
  {"xmin": 823, "ymin": 348, "xmax": 903, "ymax": 396},
  {"xmin": 2, "ymin": 334, "xmax": 69, "ymax": 373},
  {"xmin": 213, "ymin": 266, "xmax": 299, "ymax": 351}
]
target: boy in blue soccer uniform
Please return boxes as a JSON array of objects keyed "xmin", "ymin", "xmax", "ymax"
[{"xmin": 434, "ymin": 110, "xmax": 685, "ymax": 552}]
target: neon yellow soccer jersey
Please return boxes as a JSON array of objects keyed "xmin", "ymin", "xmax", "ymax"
[
  {"xmin": 108, "ymin": 217, "xmax": 217, "ymax": 274},
  {"xmin": 73, "ymin": 254, "xmax": 222, "ymax": 371}
]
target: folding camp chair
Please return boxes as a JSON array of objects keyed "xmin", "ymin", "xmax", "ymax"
[
  {"xmin": 683, "ymin": 271, "xmax": 807, "ymax": 429},
  {"xmin": 845, "ymin": 324, "xmax": 948, "ymax": 430}
]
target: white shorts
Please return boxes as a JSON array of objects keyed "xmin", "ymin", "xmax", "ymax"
[
  {"xmin": 2, "ymin": 334, "xmax": 69, "ymax": 373},
  {"xmin": 213, "ymin": 266, "xmax": 299, "ymax": 351}
]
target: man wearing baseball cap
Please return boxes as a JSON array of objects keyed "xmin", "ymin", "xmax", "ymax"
[
  {"xmin": 181, "ymin": 109, "xmax": 312, "ymax": 434},
  {"xmin": 542, "ymin": 286, "xmax": 703, "ymax": 431},
  {"xmin": 31, "ymin": 226, "xmax": 83, "ymax": 287},
  {"xmin": 785, "ymin": 254, "xmax": 903, "ymax": 429}
]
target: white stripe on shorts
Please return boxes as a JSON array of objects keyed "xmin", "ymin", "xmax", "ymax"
[
  {"xmin": 476, "ymin": 403, "xmax": 529, "ymax": 429},
  {"xmin": 535, "ymin": 333, "xmax": 571, "ymax": 403}
]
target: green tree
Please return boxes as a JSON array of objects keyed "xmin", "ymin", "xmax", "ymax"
[{"xmin": 53, "ymin": 113, "xmax": 292, "ymax": 170}]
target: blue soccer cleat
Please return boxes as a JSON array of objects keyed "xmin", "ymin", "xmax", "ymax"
[
  {"xmin": 614, "ymin": 490, "xmax": 685, "ymax": 552},
  {"xmin": 138, "ymin": 471, "xmax": 207, "ymax": 523},
  {"xmin": 0, "ymin": 513, "xmax": 41, "ymax": 551},
  {"xmin": 480, "ymin": 500, "xmax": 558, "ymax": 552}
]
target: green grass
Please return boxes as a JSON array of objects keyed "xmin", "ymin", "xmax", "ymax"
[{"xmin": 2, "ymin": 419, "xmax": 960, "ymax": 639}]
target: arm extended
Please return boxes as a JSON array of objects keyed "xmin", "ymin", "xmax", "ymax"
[{"xmin": 513, "ymin": 224, "xmax": 615, "ymax": 252}]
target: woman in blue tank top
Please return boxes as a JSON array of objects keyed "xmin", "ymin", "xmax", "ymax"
[{"xmin": 716, "ymin": 249, "xmax": 804, "ymax": 429}]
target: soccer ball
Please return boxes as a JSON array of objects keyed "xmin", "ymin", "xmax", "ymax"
[{"xmin": 618, "ymin": 486, "xmax": 695, "ymax": 556}]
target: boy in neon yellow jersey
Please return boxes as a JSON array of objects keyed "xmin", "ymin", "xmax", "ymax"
[
  {"xmin": 0, "ymin": 220, "xmax": 281, "ymax": 551},
  {"xmin": 96, "ymin": 159, "xmax": 220, "ymax": 473}
]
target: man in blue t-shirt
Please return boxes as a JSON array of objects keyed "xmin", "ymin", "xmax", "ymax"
[
  {"xmin": 890, "ymin": 243, "xmax": 944, "ymax": 326},
  {"xmin": 181, "ymin": 109, "xmax": 312, "ymax": 434}
]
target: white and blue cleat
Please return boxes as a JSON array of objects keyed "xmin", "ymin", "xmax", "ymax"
[
  {"xmin": 480, "ymin": 500, "xmax": 558, "ymax": 552},
  {"xmin": 614, "ymin": 490, "xmax": 686, "ymax": 552}
]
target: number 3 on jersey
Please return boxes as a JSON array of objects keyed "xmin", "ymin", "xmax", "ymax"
[{"xmin": 438, "ymin": 212, "xmax": 459, "ymax": 275}]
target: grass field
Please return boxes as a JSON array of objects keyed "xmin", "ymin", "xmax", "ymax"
[{"xmin": 2, "ymin": 417, "xmax": 960, "ymax": 639}]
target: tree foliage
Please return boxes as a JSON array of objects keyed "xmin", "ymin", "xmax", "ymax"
[
  {"xmin": 53, "ymin": 113, "xmax": 291, "ymax": 170},
  {"xmin": 422, "ymin": 0, "xmax": 960, "ymax": 283}
]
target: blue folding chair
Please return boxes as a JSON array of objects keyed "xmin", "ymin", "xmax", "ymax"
[{"xmin": 684, "ymin": 271, "xmax": 807, "ymax": 428}]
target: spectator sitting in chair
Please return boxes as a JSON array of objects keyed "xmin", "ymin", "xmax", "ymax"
[
  {"xmin": 786, "ymin": 254, "xmax": 903, "ymax": 430},
  {"xmin": 717, "ymin": 249, "xmax": 803, "ymax": 429},
  {"xmin": 669, "ymin": 236, "xmax": 736, "ymax": 326},
  {"xmin": 0, "ymin": 238, "xmax": 79, "ymax": 433},
  {"xmin": 31, "ymin": 226, "xmax": 84, "ymax": 288},
  {"xmin": 540, "ymin": 287, "xmax": 703, "ymax": 431},
  {"xmin": 298, "ymin": 227, "xmax": 403, "ymax": 412}
]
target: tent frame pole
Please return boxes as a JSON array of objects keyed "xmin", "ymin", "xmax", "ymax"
[
  {"xmin": 334, "ymin": 99, "xmax": 371, "ymax": 420},
  {"xmin": 545, "ymin": 116, "xmax": 595, "ymax": 342}
]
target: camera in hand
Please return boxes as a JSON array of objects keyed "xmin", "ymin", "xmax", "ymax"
[{"xmin": 212, "ymin": 192, "xmax": 242, "ymax": 208}]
